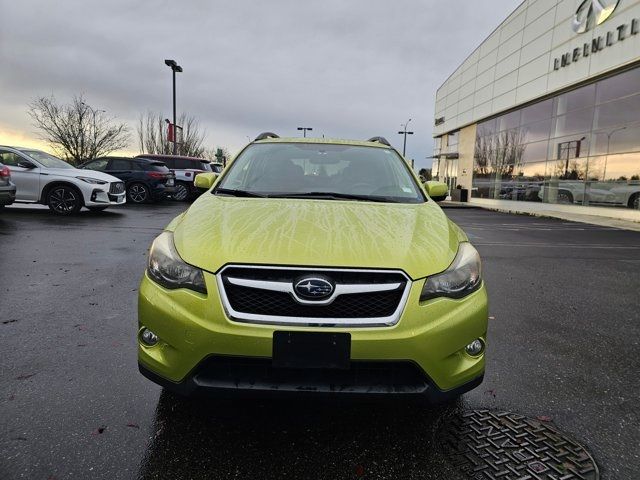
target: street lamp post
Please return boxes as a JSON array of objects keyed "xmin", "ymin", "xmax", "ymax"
[
  {"xmin": 398, "ymin": 119, "xmax": 414, "ymax": 157},
  {"xmin": 164, "ymin": 59, "xmax": 183, "ymax": 155},
  {"xmin": 297, "ymin": 127, "xmax": 313, "ymax": 137},
  {"xmin": 602, "ymin": 126, "xmax": 627, "ymax": 181}
]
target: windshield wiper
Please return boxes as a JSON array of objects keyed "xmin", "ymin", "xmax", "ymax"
[
  {"xmin": 271, "ymin": 192, "xmax": 396, "ymax": 203},
  {"xmin": 215, "ymin": 188, "xmax": 268, "ymax": 198}
]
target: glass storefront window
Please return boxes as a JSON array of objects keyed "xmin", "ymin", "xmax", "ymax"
[
  {"xmin": 470, "ymin": 65, "xmax": 640, "ymax": 210},
  {"xmin": 522, "ymin": 118, "xmax": 552, "ymax": 143},
  {"xmin": 554, "ymin": 84, "xmax": 596, "ymax": 116},
  {"xmin": 521, "ymin": 140, "xmax": 549, "ymax": 163},
  {"xmin": 498, "ymin": 110, "xmax": 520, "ymax": 132},
  {"xmin": 549, "ymin": 135, "xmax": 590, "ymax": 162},
  {"xmin": 477, "ymin": 118, "xmax": 497, "ymax": 137},
  {"xmin": 594, "ymin": 94, "xmax": 640, "ymax": 130},
  {"xmin": 552, "ymin": 108, "xmax": 594, "ymax": 137},
  {"xmin": 596, "ymin": 68, "xmax": 640, "ymax": 104},
  {"xmin": 591, "ymin": 124, "xmax": 640, "ymax": 156},
  {"xmin": 520, "ymin": 99, "xmax": 553, "ymax": 125}
]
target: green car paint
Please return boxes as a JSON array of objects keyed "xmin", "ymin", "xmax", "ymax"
[{"xmin": 138, "ymin": 137, "xmax": 488, "ymax": 399}]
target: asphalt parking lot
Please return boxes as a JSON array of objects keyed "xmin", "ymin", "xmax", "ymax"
[{"xmin": 1, "ymin": 202, "xmax": 639, "ymax": 479}]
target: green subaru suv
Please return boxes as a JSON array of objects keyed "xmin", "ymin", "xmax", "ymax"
[{"xmin": 138, "ymin": 134, "xmax": 487, "ymax": 402}]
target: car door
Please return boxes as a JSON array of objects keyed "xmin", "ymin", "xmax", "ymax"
[
  {"xmin": 105, "ymin": 158, "xmax": 134, "ymax": 184},
  {"xmin": 0, "ymin": 149, "xmax": 41, "ymax": 201}
]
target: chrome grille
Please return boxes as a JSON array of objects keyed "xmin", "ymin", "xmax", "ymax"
[{"xmin": 216, "ymin": 265, "xmax": 411, "ymax": 327}]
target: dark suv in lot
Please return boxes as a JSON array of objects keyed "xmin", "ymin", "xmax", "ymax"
[
  {"xmin": 79, "ymin": 157, "xmax": 175, "ymax": 203},
  {"xmin": 136, "ymin": 154, "xmax": 213, "ymax": 201},
  {"xmin": 0, "ymin": 161, "xmax": 17, "ymax": 208}
]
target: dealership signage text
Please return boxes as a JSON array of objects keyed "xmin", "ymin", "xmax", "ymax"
[{"xmin": 554, "ymin": 18, "xmax": 639, "ymax": 70}]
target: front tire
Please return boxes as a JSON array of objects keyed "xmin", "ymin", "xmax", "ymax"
[
  {"xmin": 628, "ymin": 193, "xmax": 640, "ymax": 210},
  {"xmin": 47, "ymin": 185, "xmax": 82, "ymax": 215},
  {"xmin": 172, "ymin": 182, "xmax": 190, "ymax": 202},
  {"xmin": 127, "ymin": 183, "xmax": 150, "ymax": 204},
  {"xmin": 556, "ymin": 190, "xmax": 574, "ymax": 204}
]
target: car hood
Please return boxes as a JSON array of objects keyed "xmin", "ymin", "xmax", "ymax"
[
  {"xmin": 171, "ymin": 196, "xmax": 466, "ymax": 280},
  {"xmin": 45, "ymin": 168, "xmax": 122, "ymax": 183}
]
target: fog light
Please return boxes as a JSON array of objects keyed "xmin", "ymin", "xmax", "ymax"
[
  {"xmin": 465, "ymin": 339, "xmax": 484, "ymax": 356},
  {"xmin": 140, "ymin": 328, "xmax": 158, "ymax": 346}
]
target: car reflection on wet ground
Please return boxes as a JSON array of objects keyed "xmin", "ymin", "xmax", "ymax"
[{"xmin": 1, "ymin": 202, "xmax": 638, "ymax": 479}]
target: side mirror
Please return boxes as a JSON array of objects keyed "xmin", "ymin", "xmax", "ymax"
[
  {"xmin": 424, "ymin": 181, "xmax": 448, "ymax": 202},
  {"xmin": 17, "ymin": 160, "xmax": 36, "ymax": 169},
  {"xmin": 194, "ymin": 172, "xmax": 218, "ymax": 189}
]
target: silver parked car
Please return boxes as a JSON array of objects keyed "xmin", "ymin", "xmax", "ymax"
[{"xmin": 0, "ymin": 146, "xmax": 126, "ymax": 215}]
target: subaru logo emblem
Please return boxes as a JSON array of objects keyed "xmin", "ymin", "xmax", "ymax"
[
  {"xmin": 572, "ymin": 0, "xmax": 620, "ymax": 34},
  {"xmin": 294, "ymin": 277, "xmax": 334, "ymax": 300}
]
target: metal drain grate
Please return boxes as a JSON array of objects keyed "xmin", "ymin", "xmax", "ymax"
[{"xmin": 440, "ymin": 410, "xmax": 599, "ymax": 480}]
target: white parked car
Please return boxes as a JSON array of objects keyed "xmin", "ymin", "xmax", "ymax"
[
  {"xmin": 0, "ymin": 146, "xmax": 126, "ymax": 214},
  {"xmin": 539, "ymin": 180, "xmax": 640, "ymax": 209}
]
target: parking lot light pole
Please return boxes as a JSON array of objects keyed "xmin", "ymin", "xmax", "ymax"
[
  {"xmin": 297, "ymin": 127, "xmax": 313, "ymax": 137},
  {"xmin": 164, "ymin": 59, "xmax": 183, "ymax": 155},
  {"xmin": 603, "ymin": 126, "xmax": 627, "ymax": 181},
  {"xmin": 398, "ymin": 119, "xmax": 414, "ymax": 157}
]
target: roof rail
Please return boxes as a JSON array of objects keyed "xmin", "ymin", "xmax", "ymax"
[
  {"xmin": 366, "ymin": 136, "xmax": 391, "ymax": 146},
  {"xmin": 255, "ymin": 132, "xmax": 280, "ymax": 141}
]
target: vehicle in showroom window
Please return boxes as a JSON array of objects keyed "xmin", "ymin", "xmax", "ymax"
[
  {"xmin": 538, "ymin": 179, "xmax": 640, "ymax": 208},
  {"xmin": 0, "ymin": 146, "xmax": 125, "ymax": 214},
  {"xmin": 138, "ymin": 134, "xmax": 488, "ymax": 402}
]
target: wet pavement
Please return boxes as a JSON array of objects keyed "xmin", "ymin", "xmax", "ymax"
[{"xmin": 0, "ymin": 202, "xmax": 639, "ymax": 479}]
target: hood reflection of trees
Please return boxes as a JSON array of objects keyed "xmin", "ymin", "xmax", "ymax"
[{"xmin": 137, "ymin": 390, "xmax": 464, "ymax": 479}]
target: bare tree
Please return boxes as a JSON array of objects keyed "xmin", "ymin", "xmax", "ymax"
[
  {"xmin": 137, "ymin": 111, "xmax": 208, "ymax": 157},
  {"xmin": 28, "ymin": 95, "xmax": 130, "ymax": 165}
]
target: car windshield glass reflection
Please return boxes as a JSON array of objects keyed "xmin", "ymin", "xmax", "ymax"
[
  {"xmin": 215, "ymin": 143, "xmax": 424, "ymax": 204},
  {"xmin": 22, "ymin": 149, "xmax": 74, "ymax": 169}
]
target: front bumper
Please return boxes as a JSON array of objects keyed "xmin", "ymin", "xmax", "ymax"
[
  {"xmin": 151, "ymin": 183, "xmax": 177, "ymax": 199},
  {"xmin": 139, "ymin": 357, "xmax": 484, "ymax": 402},
  {"xmin": 138, "ymin": 271, "xmax": 488, "ymax": 398},
  {"xmin": 86, "ymin": 188, "xmax": 126, "ymax": 206}
]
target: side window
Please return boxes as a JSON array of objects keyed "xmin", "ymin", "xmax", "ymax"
[
  {"xmin": 0, "ymin": 150, "xmax": 22, "ymax": 167},
  {"xmin": 173, "ymin": 159, "xmax": 187, "ymax": 169},
  {"xmin": 163, "ymin": 159, "xmax": 175, "ymax": 169},
  {"xmin": 110, "ymin": 159, "xmax": 132, "ymax": 170},
  {"xmin": 85, "ymin": 159, "xmax": 108, "ymax": 171}
]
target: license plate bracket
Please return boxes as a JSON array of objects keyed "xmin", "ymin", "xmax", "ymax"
[{"xmin": 272, "ymin": 332, "xmax": 351, "ymax": 369}]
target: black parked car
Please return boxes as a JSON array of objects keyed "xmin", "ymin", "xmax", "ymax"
[
  {"xmin": 136, "ymin": 154, "xmax": 213, "ymax": 201},
  {"xmin": 0, "ymin": 161, "xmax": 17, "ymax": 208},
  {"xmin": 79, "ymin": 157, "xmax": 176, "ymax": 204}
]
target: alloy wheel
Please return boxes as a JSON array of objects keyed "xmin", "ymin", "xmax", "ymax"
[
  {"xmin": 49, "ymin": 187, "xmax": 79, "ymax": 214},
  {"xmin": 557, "ymin": 192, "xmax": 573, "ymax": 204},
  {"xmin": 129, "ymin": 184, "xmax": 148, "ymax": 203}
]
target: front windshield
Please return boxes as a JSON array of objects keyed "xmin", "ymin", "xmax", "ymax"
[
  {"xmin": 215, "ymin": 143, "xmax": 425, "ymax": 203},
  {"xmin": 22, "ymin": 150, "xmax": 74, "ymax": 169}
]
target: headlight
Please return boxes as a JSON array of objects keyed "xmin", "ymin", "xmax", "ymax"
[
  {"xmin": 77, "ymin": 176, "xmax": 107, "ymax": 185},
  {"xmin": 420, "ymin": 242, "xmax": 481, "ymax": 301},
  {"xmin": 147, "ymin": 231, "xmax": 207, "ymax": 294}
]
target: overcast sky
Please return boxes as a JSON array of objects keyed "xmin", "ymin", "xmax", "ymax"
[{"xmin": 0, "ymin": 0, "xmax": 520, "ymax": 170}]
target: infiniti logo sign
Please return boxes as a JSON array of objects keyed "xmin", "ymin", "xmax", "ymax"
[
  {"xmin": 572, "ymin": 0, "xmax": 620, "ymax": 33},
  {"xmin": 294, "ymin": 277, "xmax": 334, "ymax": 300}
]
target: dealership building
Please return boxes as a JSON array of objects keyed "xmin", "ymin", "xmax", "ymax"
[{"xmin": 433, "ymin": 0, "xmax": 640, "ymax": 221}]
